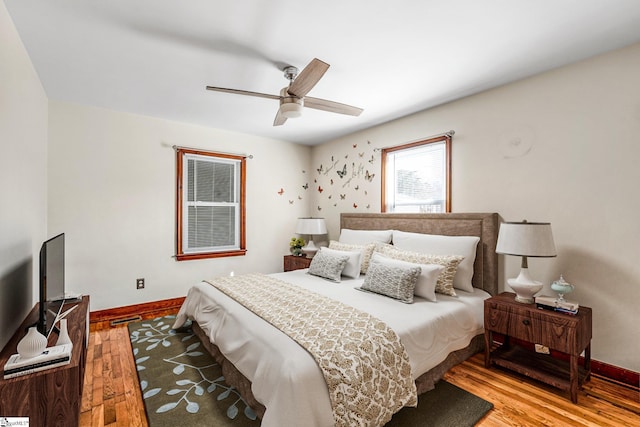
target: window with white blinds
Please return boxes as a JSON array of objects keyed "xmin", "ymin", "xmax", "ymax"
[
  {"xmin": 176, "ymin": 148, "xmax": 246, "ymax": 260},
  {"xmin": 382, "ymin": 135, "xmax": 451, "ymax": 213}
]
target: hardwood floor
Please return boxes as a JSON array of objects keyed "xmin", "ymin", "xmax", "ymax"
[{"xmin": 82, "ymin": 324, "xmax": 640, "ymax": 426}]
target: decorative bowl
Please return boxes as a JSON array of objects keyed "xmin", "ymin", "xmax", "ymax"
[{"xmin": 551, "ymin": 275, "xmax": 574, "ymax": 302}]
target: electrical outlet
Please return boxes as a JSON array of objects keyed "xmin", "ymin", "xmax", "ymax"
[{"xmin": 136, "ymin": 278, "xmax": 145, "ymax": 289}]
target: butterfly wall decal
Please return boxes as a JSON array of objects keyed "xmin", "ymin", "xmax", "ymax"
[
  {"xmin": 337, "ymin": 164, "xmax": 347, "ymax": 178},
  {"xmin": 353, "ymin": 144, "xmax": 357, "ymax": 148},
  {"xmin": 340, "ymin": 194, "xmax": 346, "ymax": 200},
  {"xmin": 365, "ymin": 170, "xmax": 375, "ymax": 182},
  {"xmin": 302, "ymin": 183, "xmax": 309, "ymax": 189},
  {"xmin": 317, "ymin": 164, "xmax": 324, "ymax": 174},
  {"xmin": 277, "ymin": 188, "xmax": 284, "ymax": 195},
  {"xmin": 289, "ymin": 200, "xmax": 293, "ymax": 204},
  {"xmin": 317, "ymin": 206, "xmax": 322, "ymax": 211},
  {"xmin": 353, "ymin": 203, "xmax": 358, "ymax": 209},
  {"xmin": 318, "ymin": 185, "xmax": 323, "ymax": 193}
]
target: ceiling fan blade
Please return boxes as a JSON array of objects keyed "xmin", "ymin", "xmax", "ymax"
[
  {"xmin": 273, "ymin": 108, "xmax": 287, "ymax": 126},
  {"xmin": 206, "ymin": 86, "xmax": 280, "ymax": 101},
  {"xmin": 304, "ymin": 97, "xmax": 363, "ymax": 116},
  {"xmin": 287, "ymin": 58, "xmax": 329, "ymax": 98}
]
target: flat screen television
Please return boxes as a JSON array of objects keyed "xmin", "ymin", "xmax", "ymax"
[{"xmin": 38, "ymin": 233, "xmax": 66, "ymax": 337}]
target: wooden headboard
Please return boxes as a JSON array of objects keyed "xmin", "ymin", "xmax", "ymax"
[{"xmin": 340, "ymin": 213, "xmax": 499, "ymax": 296}]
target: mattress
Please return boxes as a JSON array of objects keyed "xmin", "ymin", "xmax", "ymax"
[{"xmin": 173, "ymin": 269, "xmax": 489, "ymax": 427}]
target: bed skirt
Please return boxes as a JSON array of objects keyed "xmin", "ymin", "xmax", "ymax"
[{"xmin": 191, "ymin": 321, "xmax": 484, "ymax": 419}]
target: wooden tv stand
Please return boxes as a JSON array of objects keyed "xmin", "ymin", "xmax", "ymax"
[{"xmin": 0, "ymin": 296, "xmax": 89, "ymax": 426}]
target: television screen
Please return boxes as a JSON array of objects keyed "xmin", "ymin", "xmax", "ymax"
[{"xmin": 38, "ymin": 233, "xmax": 66, "ymax": 337}]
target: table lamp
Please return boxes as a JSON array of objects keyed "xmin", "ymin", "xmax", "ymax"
[
  {"xmin": 295, "ymin": 217, "xmax": 327, "ymax": 258},
  {"xmin": 496, "ymin": 220, "xmax": 557, "ymax": 303}
]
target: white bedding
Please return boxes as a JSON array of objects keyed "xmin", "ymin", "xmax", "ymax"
[{"xmin": 173, "ymin": 269, "xmax": 489, "ymax": 427}]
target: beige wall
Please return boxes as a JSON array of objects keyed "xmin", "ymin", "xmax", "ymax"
[
  {"xmin": 4, "ymin": 0, "xmax": 638, "ymax": 372},
  {"xmin": 0, "ymin": 2, "xmax": 49, "ymax": 349},
  {"xmin": 48, "ymin": 102, "xmax": 311, "ymax": 311},
  {"xmin": 311, "ymin": 43, "xmax": 640, "ymax": 372}
]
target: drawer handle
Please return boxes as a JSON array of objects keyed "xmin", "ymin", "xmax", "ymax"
[{"xmin": 522, "ymin": 319, "xmax": 531, "ymax": 326}]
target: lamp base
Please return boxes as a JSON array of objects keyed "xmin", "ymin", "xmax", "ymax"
[
  {"xmin": 508, "ymin": 268, "xmax": 543, "ymax": 304},
  {"xmin": 301, "ymin": 240, "xmax": 319, "ymax": 258}
]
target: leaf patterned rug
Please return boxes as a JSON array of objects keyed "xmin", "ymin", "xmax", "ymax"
[
  {"xmin": 128, "ymin": 315, "xmax": 260, "ymax": 426},
  {"xmin": 129, "ymin": 315, "xmax": 493, "ymax": 427}
]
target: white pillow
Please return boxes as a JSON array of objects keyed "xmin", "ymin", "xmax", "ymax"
[
  {"xmin": 371, "ymin": 253, "xmax": 444, "ymax": 302},
  {"xmin": 328, "ymin": 241, "xmax": 376, "ymax": 274},
  {"xmin": 318, "ymin": 247, "xmax": 362, "ymax": 279},
  {"xmin": 392, "ymin": 230, "xmax": 479, "ymax": 293},
  {"xmin": 339, "ymin": 229, "xmax": 393, "ymax": 245}
]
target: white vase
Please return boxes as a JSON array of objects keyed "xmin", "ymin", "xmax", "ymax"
[
  {"xmin": 17, "ymin": 326, "xmax": 47, "ymax": 359},
  {"xmin": 56, "ymin": 318, "xmax": 73, "ymax": 347}
]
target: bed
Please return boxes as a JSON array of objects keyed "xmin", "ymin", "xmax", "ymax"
[{"xmin": 173, "ymin": 212, "xmax": 499, "ymax": 426}]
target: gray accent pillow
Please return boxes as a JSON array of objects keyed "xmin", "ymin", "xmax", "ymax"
[
  {"xmin": 357, "ymin": 259, "xmax": 421, "ymax": 303},
  {"xmin": 307, "ymin": 250, "xmax": 349, "ymax": 282},
  {"xmin": 319, "ymin": 246, "xmax": 362, "ymax": 279}
]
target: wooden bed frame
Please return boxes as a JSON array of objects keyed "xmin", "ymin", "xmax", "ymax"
[{"xmin": 192, "ymin": 212, "xmax": 499, "ymax": 419}]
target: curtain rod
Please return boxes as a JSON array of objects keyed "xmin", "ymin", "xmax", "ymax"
[
  {"xmin": 172, "ymin": 145, "xmax": 253, "ymax": 159},
  {"xmin": 373, "ymin": 130, "xmax": 455, "ymax": 152}
]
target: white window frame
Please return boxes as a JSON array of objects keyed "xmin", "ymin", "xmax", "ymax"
[
  {"xmin": 381, "ymin": 134, "xmax": 451, "ymax": 213},
  {"xmin": 176, "ymin": 148, "xmax": 246, "ymax": 261}
]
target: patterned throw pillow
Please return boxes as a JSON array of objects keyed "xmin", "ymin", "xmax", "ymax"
[
  {"xmin": 357, "ymin": 259, "xmax": 421, "ymax": 303},
  {"xmin": 308, "ymin": 250, "xmax": 349, "ymax": 282},
  {"xmin": 392, "ymin": 230, "xmax": 479, "ymax": 293},
  {"xmin": 376, "ymin": 245, "xmax": 464, "ymax": 296},
  {"xmin": 328, "ymin": 241, "xmax": 376, "ymax": 274},
  {"xmin": 370, "ymin": 253, "xmax": 444, "ymax": 302},
  {"xmin": 319, "ymin": 247, "xmax": 362, "ymax": 279}
]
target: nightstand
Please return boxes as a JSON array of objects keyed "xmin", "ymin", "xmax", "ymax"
[
  {"xmin": 484, "ymin": 292, "xmax": 592, "ymax": 403},
  {"xmin": 283, "ymin": 255, "xmax": 312, "ymax": 272}
]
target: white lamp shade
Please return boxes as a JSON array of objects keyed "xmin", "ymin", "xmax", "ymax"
[
  {"xmin": 295, "ymin": 218, "xmax": 327, "ymax": 235},
  {"xmin": 496, "ymin": 221, "xmax": 557, "ymax": 258}
]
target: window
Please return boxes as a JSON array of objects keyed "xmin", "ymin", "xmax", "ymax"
[
  {"xmin": 381, "ymin": 134, "xmax": 451, "ymax": 213},
  {"xmin": 176, "ymin": 148, "xmax": 246, "ymax": 260}
]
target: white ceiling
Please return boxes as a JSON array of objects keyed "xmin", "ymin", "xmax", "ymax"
[{"xmin": 6, "ymin": 1, "xmax": 640, "ymax": 145}]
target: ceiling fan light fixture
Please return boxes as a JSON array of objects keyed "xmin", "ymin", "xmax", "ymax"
[
  {"xmin": 280, "ymin": 100, "xmax": 303, "ymax": 118},
  {"xmin": 207, "ymin": 58, "xmax": 363, "ymax": 126}
]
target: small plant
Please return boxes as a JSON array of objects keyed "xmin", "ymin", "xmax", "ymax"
[{"xmin": 289, "ymin": 236, "xmax": 306, "ymax": 256}]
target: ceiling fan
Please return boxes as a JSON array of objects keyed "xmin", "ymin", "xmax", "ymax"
[{"xmin": 206, "ymin": 58, "xmax": 363, "ymax": 126}]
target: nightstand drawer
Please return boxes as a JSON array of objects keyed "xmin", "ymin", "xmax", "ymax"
[{"xmin": 486, "ymin": 304, "xmax": 575, "ymax": 352}]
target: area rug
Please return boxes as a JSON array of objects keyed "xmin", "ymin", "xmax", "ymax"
[{"xmin": 129, "ymin": 315, "xmax": 493, "ymax": 427}]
